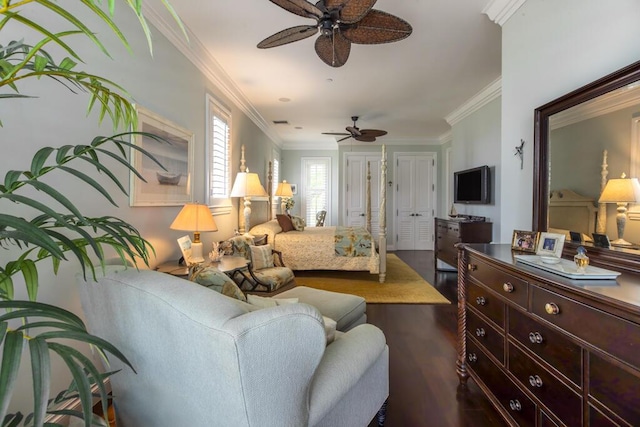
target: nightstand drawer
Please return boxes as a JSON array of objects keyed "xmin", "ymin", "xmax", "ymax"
[
  {"xmin": 467, "ymin": 339, "xmax": 536, "ymax": 427},
  {"xmin": 589, "ymin": 352, "xmax": 640, "ymax": 425},
  {"xmin": 508, "ymin": 342, "xmax": 582, "ymax": 427},
  {"xmin": 468, "ymin": 308, "xmax": 504, "ymax": 363},
  {"xmin": 468, "ymin": 281, "xmax": 505, "ymax": 329},
  {"xmin": 508, "ymin": 306, "xmax": 582, "ymax": 386},
  {"xmin": 532, "ymin": 287, "xmax": 640, "ymax": 369},
  {"xmin": 468, "ymin": 256, "xmax": 528, "ymax": 308}
]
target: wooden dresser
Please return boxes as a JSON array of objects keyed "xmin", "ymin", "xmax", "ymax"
[
  {"xmin": 457, "ymin": 244, "xmax": 640, "ymax": 427},
  {"xmin": 434, "ymin": 217, "xmax": 492, "ymax": 270}
]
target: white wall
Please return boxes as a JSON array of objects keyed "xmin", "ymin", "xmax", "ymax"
[
  {"xmin": 1, "ymin": 4, "xmax": 277, "ymax": 410},
  {"xmin": 500, "ymin": 0, "xmax": 640, "ymax": 241},
  {"xmin": 451, "ymin": 97, "xmax": 501, "ymax": 241}
]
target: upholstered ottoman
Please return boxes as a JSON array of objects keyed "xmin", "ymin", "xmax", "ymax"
[{"xmin": 274, "ymin": 286, "xmax": 366, "ymax": 332}]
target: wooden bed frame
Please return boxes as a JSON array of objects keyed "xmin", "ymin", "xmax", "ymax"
[{"xmin": 241, "ymin": 145, "xmax": 388, "ymax": 283}]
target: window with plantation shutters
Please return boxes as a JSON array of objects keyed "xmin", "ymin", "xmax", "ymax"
[
  {"xmin": 206, "ymin": 95, "xmax": 231, "ymax": 203},
  {"xmin": 302, "ymin": 157, "xmax": 331, "ymax": 226},
  {"xmin": 272, "ymin": 151, "xmax": 280, "ymax": 217}
]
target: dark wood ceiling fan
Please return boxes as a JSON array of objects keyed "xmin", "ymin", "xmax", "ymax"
[
  {"xmin": 257, "ymin": 0, "xmax": 412, "ymax": 67},
  {"xmin": 322, "ymin": 116, "xmax": 387, "ymax": 142}
]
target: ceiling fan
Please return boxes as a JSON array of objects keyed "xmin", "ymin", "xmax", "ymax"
[
  {"xmin": 322, "ymin": 116, "xmax": 387, "ymax": 142},
  {"xmin": 257, "ymin": 0, "xmax": 412, "ymax": 67}
]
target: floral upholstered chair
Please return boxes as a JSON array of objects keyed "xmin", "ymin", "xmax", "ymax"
[{"xmin": 224, "ymin": 235, "xmax": 295, "ymax": 293}]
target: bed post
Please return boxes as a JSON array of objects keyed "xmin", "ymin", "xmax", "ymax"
[
  {"xmin": 366, "ymin": 161, "xmax": 372, "ymax": 233},
  {"xmin": 268, "ymin": 160, "xmax": 273, "ymax": 221},
  {"xmin": 596, "ymin": 149, "xmax": 608, "ymax": 233},
  {"xmin": 379, "ymin": 145, "xmax": 387, "ymax": 283}
]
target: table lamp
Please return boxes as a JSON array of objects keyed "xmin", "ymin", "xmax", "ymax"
[
  {"xmin": 170, "ymin": 203, "xmax": 218, "ymax": 263},
  {"xmin": 230, "ymin": 170, "xmax": 268, "ymax": 235},
  {"xmin": 274, "ymin": 180, "xmax": 293, "ymax": 214},
  {"xmin": 598, "ymin": 173, "xmax": 640, "ymax": 246}
]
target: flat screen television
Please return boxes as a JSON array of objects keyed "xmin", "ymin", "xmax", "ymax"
[{"xmin": 454, "ymin": 165, "xmax": 490, "ymax": 204}]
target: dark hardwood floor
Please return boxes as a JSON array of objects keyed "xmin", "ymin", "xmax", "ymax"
[{"xmin": 366, "ymin": 250, "xmax": 506, "ymax": 427}]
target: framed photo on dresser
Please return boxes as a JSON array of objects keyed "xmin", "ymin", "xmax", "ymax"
[{"xmin": 511, "ymin": 230, "xmax": 539, "ymax": 253}]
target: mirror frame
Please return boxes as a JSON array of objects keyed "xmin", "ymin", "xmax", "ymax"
[{"xmin": 533, "ymin": 60, "xmax": 640, "ymax": 272}]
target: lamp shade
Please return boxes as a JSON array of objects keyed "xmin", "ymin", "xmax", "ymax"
[
  {"xmin": 170, "ymin": 203, "xmax": 218, "ymax": 233},
  {"xmin": 598, "ymin": 174, "xmax": 640, "ymax": 203},
  {"xmin": 230, "ymin": 172, "xmax": 268, "ymax": 197},
  {"xmin": 274, "ymin": 180, "xmax": 293, "ymax": 198}
]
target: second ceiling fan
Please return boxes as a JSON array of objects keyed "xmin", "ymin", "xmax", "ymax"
[{"xmin": 322, "ymin": 116, "xmax": 387, "ymax": 142}]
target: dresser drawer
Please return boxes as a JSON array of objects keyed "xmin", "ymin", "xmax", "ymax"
[
  {"xmin": 532, "ymin": 287, "xmax": 640, "ymax": 369},
  {"xmin": 508, "ymin": 307, "xmax": 582, "ymax": 386},
  {"xmin": 467, "ymin": 339, "xmax": 536, "ymax": 427},
  {"xmin": 468, "ymin": 281, "xmax": 505, "ymax": 329},
  {"xmin": 468, "ymin": 256, "xmax": 528, "ymax": 308},
  {"xmin": 508, "ymin": 343, "xmax": 582, "ymax": 427},
  {"xmin": 468, "ymin": 308, "xmax": 504, "ymax": 363},
  {"xmin": 589, "ymin": 352, "xmax": 640, "ymax": 425},
  {"xmin": 588, "ymin": 405, "xmax": 621, "ymax": 427}
]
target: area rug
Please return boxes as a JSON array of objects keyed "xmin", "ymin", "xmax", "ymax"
[{"xmin": 294, "ymin": 254, "xmax": 450, "ymax": 304}]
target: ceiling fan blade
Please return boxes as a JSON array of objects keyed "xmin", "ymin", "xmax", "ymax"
[
  {"xmin": 337, "ymin": 135, "xmax": 354, "ymax": 142},
  {"xmin": 324, "ymin": 0, "xmax": 376, "ymax": 24},
  {"xmin": 315, "ymin": 29, "xmax": 351, "ymax": 67},
  {"xmin": 322, "ymin": 132, "xmax": 351, "ymax": 136},
  {"xmin": 355, "ymin": 135, "xmax": 377, "ymax": 142},
  {"xmin": 360, "ymin": 129, "xmax": 387, "ymax": 137},
  {"xmin": 258, "ymin": 25, "xmax": 319, "ymax": 48},
  {"xmin": 270, "ymin": 0, "xmax": 323, "ymax": 19},
  {"xmin": 342, "ymin": 10, "xmax": 412, "ymax": 44}
]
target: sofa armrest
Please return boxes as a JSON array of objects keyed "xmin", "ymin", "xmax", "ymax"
[{"xmin": 307, "ymin": 324, "xmax": 388, "ymax": 425}]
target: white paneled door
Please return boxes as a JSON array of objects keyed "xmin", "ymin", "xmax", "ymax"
[
  {"xmin": 345, "ymin": 153, "xmax": 380, "ymax": 235},
  {"xmin": 396, "ymin": 154, "xmax": 436, "ymax": 250}
]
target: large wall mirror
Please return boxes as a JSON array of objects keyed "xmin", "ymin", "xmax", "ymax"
[{"xmin": 534, "ymin": 60, "xmax": 640, "ymax": 271}]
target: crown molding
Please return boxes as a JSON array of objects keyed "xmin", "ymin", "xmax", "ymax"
[
  {"xmin": 142, "ymin": 4, "xmax": 283, "ymax": 147},
  {"xmin": 482, "ymin": 0, "xmax": 528, "ymax": 26},
  {"xmin": 445, "ymin": 77, "xmax": 502, "ymax": 126}
]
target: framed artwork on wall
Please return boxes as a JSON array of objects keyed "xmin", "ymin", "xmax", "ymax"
[
  {"xmin": 290, "ymin": 183, "xmax": 298, "ymax": 195},
  {"xmin": 130, "ymin": 106, "xmax": 194, "ymax": 206}
]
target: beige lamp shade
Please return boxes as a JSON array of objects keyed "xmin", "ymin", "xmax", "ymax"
[
  {"xmin": 275, "ymin": 180, "xmax": 294, "ymax": 198},
  {"xmin": 170, "ymin": 203, "xmax": 218, "ymax": 243},
  {"xmin": 230, "ymin": 172, "xmax": 268, "ymax": 197}
]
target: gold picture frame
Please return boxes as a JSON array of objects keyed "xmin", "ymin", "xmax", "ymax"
[{"xmin": 511, "ymin": 230, "xmax": 539, "ymax": 253}]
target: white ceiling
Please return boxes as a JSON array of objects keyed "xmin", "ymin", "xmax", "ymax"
[{"xmin": 156, "ymin": 0, "xmax": 503, "ymax": 148}]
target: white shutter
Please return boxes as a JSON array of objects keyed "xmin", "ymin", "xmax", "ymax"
[
  {"xmin": 207, "ymin": 95, "xmax": 231, "ymax": 202},
  {"xmin": 302, "ymin": 157, "xmax": 331, "ymax": 225}
]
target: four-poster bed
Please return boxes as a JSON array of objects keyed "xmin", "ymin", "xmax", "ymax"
[{"xmin": 244, "ymin": 145, "xmax": 388, "ymax": 283}]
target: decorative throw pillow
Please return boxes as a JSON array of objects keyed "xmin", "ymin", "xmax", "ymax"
[
  {"xmin": 191, "ymin": 267, "xmax": 246, "ymax": 302},
  {"xmin": 276, "ymin": 214, "xmax": 295, "ymax": 232},
  {"xmin": 250, "ymin": 245, "xmax": 274, "ymax": 270},
  {"xmin": 290, "ymin": 215, "xmax": 306, "ymax": 231}
]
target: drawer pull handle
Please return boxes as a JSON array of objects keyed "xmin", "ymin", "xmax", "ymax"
[
  {"xmin": 528, "ymin": 332, "xmax": 544, "ymax": 344},
  {"xmin": 509, "ymin": 399, "xmax": 522, "ymax": 411},
  {"xmin": 468, "ymin": 263, "xmax": 478, "ymax": 271},
  {"xmin": 475, "ymin": 328, "xmax": 486, "ymax": 337},
  {"xmin": 467, "ymin": 353, "xmax": 477, "ymax": 363},
  {"xmin": 544, "ymin": 302, "xmax": 560, "ymax": 315},
  {"xmin": 503, "ymin": 282, "xmax": 514, "ymax": 293},
  {"xmin": 476, "ymin": 296, "xmax": 486, "ymax": 306},
  {"xmin": 528, "ymin": 375, "xmax": 543, "ymax": 388}
]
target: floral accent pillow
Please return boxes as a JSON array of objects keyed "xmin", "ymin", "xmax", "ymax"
[
  {"xmin": 290, "ymin": 215, "xmax": 306, "ymax": 231},
  {"xmin": 191, "ymin": 267, "xmax": 246, "ymax": 302}
]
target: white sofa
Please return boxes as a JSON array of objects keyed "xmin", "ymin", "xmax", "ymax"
[{"xmin": 77, "ymin": 267, "xmax": 389, "ymax": 427}]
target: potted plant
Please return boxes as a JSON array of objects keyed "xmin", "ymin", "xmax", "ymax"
[{"xmin": 0, "ymin": 1, "xmax": 185, "ymax": 425}]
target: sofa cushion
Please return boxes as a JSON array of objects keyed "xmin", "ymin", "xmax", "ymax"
[
  {"xmin": 191, "ymin": 267, "xmax": 246, "ymax": 302},
  {"xmin": 276, "ymin": 214, "xmax": 295, "ymax": 232},
  {"xmin": 250, "ymin": 245, "xmax": 274, "ymax": 270}
]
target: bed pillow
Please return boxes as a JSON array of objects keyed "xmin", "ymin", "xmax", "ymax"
[
  {"xmin": 250, "ymin": 245, "xmax": 274, "ymax": 270},
  {"xmin": 276, "ymin": 214, "xmax": 295, "ymax": 232},
  {"xmin": 191, "ymin": 267, "xmax": 246, "ymax": 302},
  {"xmin": 249, "ymin": 220, "xmax": 282, "ymax": 245},
  {"xmin": 290, "ymin": 215, "xmax": 306, "ymax": 231}
]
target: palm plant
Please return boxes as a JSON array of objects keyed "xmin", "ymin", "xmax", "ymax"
[{"xmin": 0, "ymin": 1, "xmax": 185, "ymax": 425}]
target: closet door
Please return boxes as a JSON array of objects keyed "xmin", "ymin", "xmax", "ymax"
[
  {"xmin": 345, "ymin": 153, "xmax": 380, "ymax": 235},
  {"xmin": 396, "ymin": 154, "xmax": 436, "ymax": 250}
]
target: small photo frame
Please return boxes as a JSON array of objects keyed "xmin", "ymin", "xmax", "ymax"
[
  {"xmin": 536, "ymin": 232, "xmax": 566, "ymax": 258},
  {"xmin": 569, "ymin": 231, "xmax": 582, "ymax": 243},
  {"xmin": 290, "ymin": 183, "xmax": 298, "ymax": 195},
  {"xmin": 592, "ymin": 233, "xmax": 611, "ymax": 248},
  {"xmin": 177, "ymin": 235, "xmax": 192, "ymax": 263},
  {"xmin": 511, "ymin": 230, "xmax": 539, "ymax": 253}
]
